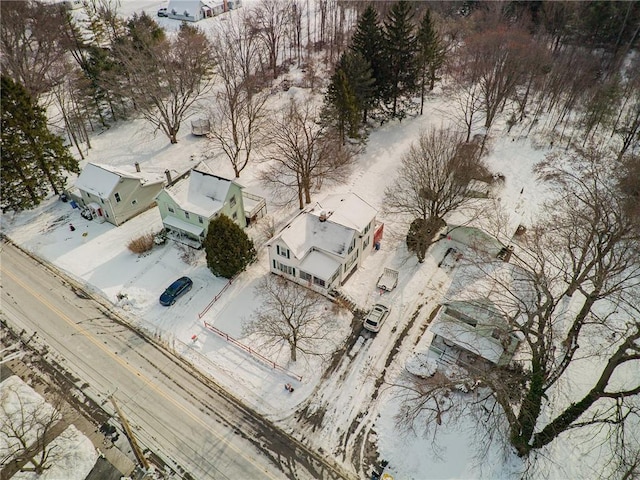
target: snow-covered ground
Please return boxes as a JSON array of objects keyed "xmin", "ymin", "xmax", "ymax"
[
  {"xmin": 0, "ymin": 376, "xmax": 98, "ymax": 479},
  {"xmin": 1, "ymin": 93, "xmax": 554, "ymax": 479},
  {"xmin": 1, "ymin": 2, "xmax": 629, "ymax": 480}
]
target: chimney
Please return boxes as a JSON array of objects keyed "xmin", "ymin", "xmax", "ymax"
[
  {"xmin": 134, "ymin": 162, "xmax": 140, "ymax": 172},
  {"xmin": 165, "ymin": 169, "xmax": 172, "ymax": 184},
  {"xmin": 319, "ymin": 210, "xmax": 327, "ymax": 222}
]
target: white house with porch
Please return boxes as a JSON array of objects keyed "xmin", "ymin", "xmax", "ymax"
[{"xmin": 267, "ymin": 193, "xmax": 381, "ymax": 292}]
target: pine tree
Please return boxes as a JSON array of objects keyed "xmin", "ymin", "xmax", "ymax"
[
  {"xmin": 350, "ymin": 5, "xmax": 386, "ymax": 122},
  {"xmin": 416, "ymin": 9, "xmax": 446, "ymax": 114},
  {"xmin": 323, "ymin": 67, "xmax": 357, "ymax": 143},
  {"xmin": 322, "ymin": 51, "xmax": 374, "ymax": 142},
  {"xmin": 1, "ymin": 76, "xmax": 78, "ymax": 212},
  {"xmin": 383, "ymin": 0, "xmax": 419, "ymax": 119},
  {"xmin": 203, "ymin": 214, "xmax": 256, "ymax": 279}
]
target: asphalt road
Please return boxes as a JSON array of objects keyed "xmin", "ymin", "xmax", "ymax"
[{"xmin": 0, "ymin": 240, "xmax": 347, "ymax": 480}]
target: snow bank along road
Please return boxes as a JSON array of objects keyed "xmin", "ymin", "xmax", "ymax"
[{"xmin": 0, "ymin": 239, "xmax": 351, "ymax": 480}]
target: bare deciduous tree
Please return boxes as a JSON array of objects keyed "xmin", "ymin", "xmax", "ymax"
[
  {"xmin": 384, "ymin": 126, "xmax": 489, "ymax": 222},
  {"xmin": 207, "ymin": 14, "xmax": 270, "ymax": 178},
  {"xmin": 454, "ymin": 24, "xmax": 533, "ymax": 130},
  {"xmin": 395, "ymin": 144, "xmax": 640, "ymax": 474},
  {"xmin": 0, "ymin": 380, "xmax": 65, "ymax": 476},
  {"xmin": 243, "ymin": 276, "xmax": 339, "ymax": 362},
  {"xmin": 0, "ymin": 0, "xmax": 68, "ymax": 101},
  {"xmin": 260, "ymin": 97, "xmax": 354, "ymax": 209},
  {"xmin": 115, "ymin": 18, "xmax": 215, "ymax": 144},
  {"xmin": 248, "ymin": 0, "xmax": 290, "ymax": 80}
]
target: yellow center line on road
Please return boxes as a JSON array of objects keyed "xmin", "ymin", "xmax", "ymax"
[{"xmin": 2, "ymin": 265, "xmax": 278, "ymax": 479}]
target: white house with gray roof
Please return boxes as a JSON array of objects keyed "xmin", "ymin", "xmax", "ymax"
[
  {"xmin": 268, "ymin": 193, "xmax": 380, "ymax": 292},
  {"xmin": 71, "ymin": 162, "xmax": 166, "ymax": 226}
]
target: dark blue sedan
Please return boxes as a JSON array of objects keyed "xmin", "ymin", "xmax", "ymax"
[{"xmin": 159, "ymin": 276, "xmax": 193, "ymax": 306}]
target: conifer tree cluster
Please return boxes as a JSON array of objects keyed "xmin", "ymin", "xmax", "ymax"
[
  {"xmin": 1, "ymin": 76, "xmax": 79, "ymax": 212},
  {"xmin": 322, "ymin": 1, "xmax": 446, "ymax": 142},
  {"xmin": 203, "ymin": 214, "xmax": 257, "ymax": 279}
]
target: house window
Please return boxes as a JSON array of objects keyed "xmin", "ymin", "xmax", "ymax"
[
  {"xmin": 131, "ymin": 199, "xmax": 138, "ymax": 206},
  {"xmin": 230, "ymin": 195, "xmax": 236, "ymax": 207},
  {"xmin": 184, "ymin": 211, "xmax": 190, "ymax": 219},
  {"xmin": 198, "ymin": 216, "xmax": 204, "ymax": 224},
  {"xmin": 114, "ymin": 192, "xmax": 121, "ymax": 203},
  {"xmin": 364, "ymin": 222, "xmax": 371, "ymax": 234},
  {"xmin": 168, "ymin": 206, "xmax": 175, "ymax": 213},
  {"xmin": 232, "ymin": 212, "xmax": 237, "ymax": 220},
  {"xmin": 101, "ymin": 198, "xmax": 104, "ymax": 204},
  {"xmin": 363, "ymin": 237, "xmax": 370, "ymax": 249},
  {"xmin": 347, "ymin": 238, "xmax": 356, "ymax": 254},
  {"xmin": 300, "ymin": 271, "xmax": 312, "ymax": 281},
  {"xmin": 328, "ymin": 269, "xmax": 340, "ymax": 285},
  {"xmin": 313, "ymin": 277, "xmax": 326, "ymax": 287},
  {"xmin": 276, "ymin": 245, "xmax": 290, "ymax": 259},
  {"xmin": 274, "ymin": 260, "xmax": 295, "ymax": 276}
]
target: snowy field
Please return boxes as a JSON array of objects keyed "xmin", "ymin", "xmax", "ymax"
[{"xmin": 1, "ymin": 2, "xmax": 630, "ymax": 480}]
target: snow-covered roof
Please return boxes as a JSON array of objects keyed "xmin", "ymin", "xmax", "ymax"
[
  {"xmin": 429, "ymin": 300, "xmax": 509, "ymax": 364},
  {"xmin": 317, "ymin": 193, "xmax": 377, "ymax": 232},
  {"xmin": 429, "ymin": 312, "xmax": 504, "ymax": 364},
  {"xmin": 276, "ymin": 193, "xmax": 377, "ymax": 260},
  {"xmin": 163, "ymin": 215, "xmax": 204, "ymax": 237},
  {"xmin": 445, "ymin": 195, "xmax": 522, "ymax": 248},
  {"xmin": 279, "ymin": 211, "xmax": 355, "ymax": 259},
  {"xmin": 167, "ymin": 0, "xmax": 214, "ymax": 16},
  {"xmin": 298, "ymin": 250, "xmax": 341, "ymax": 280},
  {"xmin": 75, "ymin": 163, "xmax": 165, "ymax": 198},
  {"xmin": 164, "ymin": 169, "xmax": 238, "ymax": 218}
]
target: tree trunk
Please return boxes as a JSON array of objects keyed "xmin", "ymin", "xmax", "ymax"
[
  {"xmin": 290, "ymin": 341, "xmax": 297, "ymax": 362},
  {"xmin": 511, "ymin": 362, "xmax": 545, "ymax": 457}
]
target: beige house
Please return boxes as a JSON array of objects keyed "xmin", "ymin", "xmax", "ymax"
[{"xmin": 71, "ymin": 163, "xmax": 166, "ymax": 226}]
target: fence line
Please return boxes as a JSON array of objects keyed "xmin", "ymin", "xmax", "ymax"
[
  {"xmin": 202, "ymin": 321, "xmax": 303, "ymax": 382},
  {"xmin": 198, "ymin": 277, "xmax": 234, "ymax": 318}
]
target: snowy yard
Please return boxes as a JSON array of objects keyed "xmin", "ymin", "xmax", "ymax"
[
  {"xmin": 2, "ymin": 88, "xmax": 564, "ymax": 478},
  {"xmin": 2, "ymin": 1, "xmax": 637, "ymax": 479}
]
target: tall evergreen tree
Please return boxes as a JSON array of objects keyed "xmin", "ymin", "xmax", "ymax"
[
  {"xmin": 383, "ymin": 0, "xmax": 419, "ymax": 119},
  {"xmin": 350, "ymin": 5, "xmax": 386, "ymax": 122},
  {"xmin": 323, "ymin": 51, "xmax": 374, "ymax": 142},
  {"xmin": 1, "ymin": 76, "xmax": 78, "ymax": 212},
  {"xmin": 203, "ymin": 214, "xmax": 256, "ymax": 279},
  {"xmin": 416, "ymin": 9, "xmax": 446, "ymax": 115}
]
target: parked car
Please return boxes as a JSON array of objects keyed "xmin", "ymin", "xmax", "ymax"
[
  {"xmin": 363, "ymin": 304, "xmax": 390, "ymax": 333},
  {"xmin": 157, "ymin": 7, "xmax": 168, "ymax": 17},
  {"xmin": 159, "ymin": 276, "xmax": 193, "ymax": 306}
]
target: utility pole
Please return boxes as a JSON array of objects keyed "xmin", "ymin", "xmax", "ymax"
[{"xmin": 109, "ymin": 395, "xmax": 151, "ymax": 471}]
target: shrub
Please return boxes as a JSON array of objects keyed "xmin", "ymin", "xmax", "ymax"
[{"xmin": 127, "ymin": 232, "xmax": 154, "ymax": 254}]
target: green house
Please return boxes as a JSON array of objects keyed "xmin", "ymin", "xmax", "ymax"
[{"xmin": 156, "ymin": 169, "xmax": 246, "ymax": 247}]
